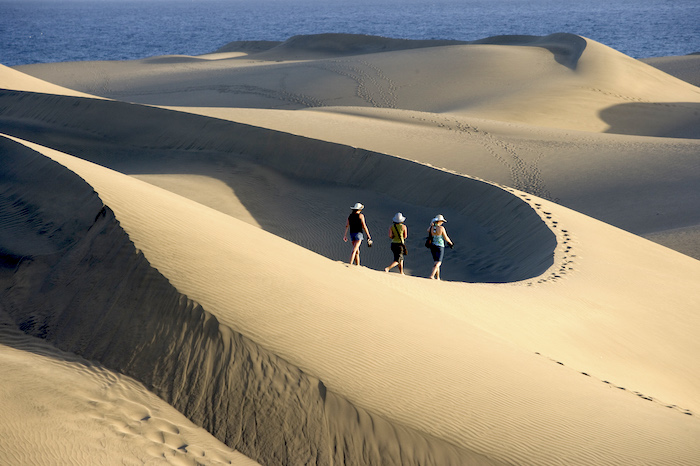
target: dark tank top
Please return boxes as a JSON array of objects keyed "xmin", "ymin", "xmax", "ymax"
[{"xmin": 348, "ymin": 212, "xmax": 363, "ymax": 233}]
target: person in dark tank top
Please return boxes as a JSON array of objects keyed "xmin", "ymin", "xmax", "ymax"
[{"xmin": 343, "ymin": 202, "xmax": 372, "ymax": 265}]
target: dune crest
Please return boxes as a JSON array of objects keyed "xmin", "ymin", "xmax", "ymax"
[
  {"xmin": 246, "ymin": 33, "xmax": 468, "ymax": 60},
  {"xmin": 0, "ymin": 63, "xmax": 100, "ymax": 99},
  {"xmin": 471, "ymin": 33, "xmax": 587, "ymax": 69}
]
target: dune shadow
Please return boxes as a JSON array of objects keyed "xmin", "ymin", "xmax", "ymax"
[
  {"xmin": 599, "ymin": 102, "xmax": 700, "ymax": 139},
  {"xmin": 469, "ymin": 33, "xmax": 587, "ymax": 70},
  {"xmin": 0, "ymin": 89, "xmax": 556, "ymax": 283},
  {"xmin": 216, "ymin": 34, "xmax": 468, "ymax": 61}
]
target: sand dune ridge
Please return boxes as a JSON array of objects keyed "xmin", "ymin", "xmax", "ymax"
[{"xmin": 470, "ymin": 33, "xmax": 588, "ymax": 70}]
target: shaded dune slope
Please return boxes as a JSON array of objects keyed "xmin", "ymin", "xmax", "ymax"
[
  {"xmin": 470, "ymin": 33, "xmax": 587, "ymax": 70},
  {"xmin": 0, "ymin": 311, "xmax": 256, "ymax": 465},
  {"xmin": 215, "ymin": 33, "xmax": 468, "ymax": 60},
  {"xmin": 0, "ymin": 90, "xmax": 555, "ymax": 282},
  {"xmin": 0, "ymin": 137, "xmax": 494, "ymax": 465}
]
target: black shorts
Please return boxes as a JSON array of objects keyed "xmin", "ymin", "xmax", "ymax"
[{"xmin": 391, "ymin": 242, "xmax": 404, "ymax": 262}]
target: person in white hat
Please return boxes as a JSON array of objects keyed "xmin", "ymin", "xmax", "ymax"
[
  {"xmin": 385, "ymin": 212, "xmax": 408, "ymax": 274},
  {"xmin": 427, "ymin": 214, "xmax": 454, "ymax": 280},
  {"xmin": 343, "ymin": 202, "xmax": 372, "ymax": 265}
]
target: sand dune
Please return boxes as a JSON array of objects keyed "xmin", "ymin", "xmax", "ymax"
[
  {"xmin": 15, "ymin": 33, "xmax": 700, "ymax": 136},
  {"xmin": 14, "ymin": 33, "xmax": 700, "ymax": 258},
  {"xmin": 2, "ymin": 33, "xmax": 700, "ymax": 465}
]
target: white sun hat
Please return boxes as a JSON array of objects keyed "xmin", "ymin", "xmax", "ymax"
[
  {"xmin": 434, "ymin": 214, "xmax": 447, "ymax": 223},
  {"xmin": 392, "ymin": 212, "xmax": 406, "ymax": 223},
  {"xmin": 351, "ymin": 202, "xmax": 364, "ymax": 210}
]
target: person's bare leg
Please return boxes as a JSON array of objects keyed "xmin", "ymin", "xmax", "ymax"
[
  {"xmin": 398, "ymin": 260, "xmax": 404, "ymax": 275},
  {"xmin": 430, "ymin": 261, "xmax": 441, "ymax": 279},
  {"xmin": 385, "ymin": 261, "xmax": 399, "ymax": 272},
  {"xmin": 350, "ymin": 240, "xmax": 361, "ymax": 265}
]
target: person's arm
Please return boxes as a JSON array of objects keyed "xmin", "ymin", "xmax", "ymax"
[
  {"xmin": 360, "ymin": 214, "xmax": 371, "ymax": 240},
  {"xmin": 389, "ymin": 226, "xmax": 395, "ymax": 239},
  {"xmin": 343, "ymin": 219, "xmax": 349, "ymax": 242},
  {"xmin": 442, "ymin": 227, "xmax": 454, "ymax": 247},
  {"xmin": 402, "ymin": 225, "xmax": 408, "ymax": 240}
]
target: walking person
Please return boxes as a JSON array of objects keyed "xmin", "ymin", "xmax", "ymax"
[
  {"xmin": 343, "ymin": 203, "xmax": 372, "ymax": 265},
  {"xmin": 385, "ymin": 212, "xmax": 408, "ymax": 274},
  {"xmin": 427, "ymin": 214, "xmax": 454, "ymax": 280}
]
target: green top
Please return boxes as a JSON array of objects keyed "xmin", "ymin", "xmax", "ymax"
[{"xmin": 391, "ymin": 223, "xmax": 405, "ymax": 243}]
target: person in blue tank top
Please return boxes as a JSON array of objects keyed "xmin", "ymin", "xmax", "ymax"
[
  {"xmin": 343, "ymin": 202, "xmax": 372, "ymax": 266},
  {"xmin": 428, "ymin": 214, "xmax": 454, "ymax": 280}
]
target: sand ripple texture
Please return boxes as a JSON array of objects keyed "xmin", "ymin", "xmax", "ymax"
[
  {"xmin": 2, "ymin": 33, "xmax": 700, "ymax": 466},
  {"xmin": 2, "ymin": 127, "xmax": 700, "ymax": 464}
]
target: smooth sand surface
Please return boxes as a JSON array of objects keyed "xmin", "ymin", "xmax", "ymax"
[{"xmin": 2, "ymin": 33, "xmax": 700, "ymax": 465}]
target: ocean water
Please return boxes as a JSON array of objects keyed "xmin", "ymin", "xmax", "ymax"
[{"xmin": 1, "ymin": 0, "xmax": 698, "ymax": 66}]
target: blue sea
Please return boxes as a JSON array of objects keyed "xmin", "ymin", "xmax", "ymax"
[{"xmin": 1, "ymin": 0, "xmax": 698, "ymax": 66}]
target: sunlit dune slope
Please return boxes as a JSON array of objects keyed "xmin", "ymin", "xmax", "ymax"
[{"xmin": 0, "ymin": 63, "xmax": 101, "ymax": 99}]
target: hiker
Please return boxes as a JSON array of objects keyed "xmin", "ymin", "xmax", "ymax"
[
  {"xmin": 343, "ymin": 202, "xmax": 372, "ymax": 265},
  {"xmin": 385, "ymin": 212, "xmax": 408, "ymax": 274},
  {"xmin": 427, "ymin": 214, "xmax": 454, "ymax": 280}
]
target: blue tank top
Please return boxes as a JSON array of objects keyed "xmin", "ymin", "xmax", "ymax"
[{"xmin": 431, "ymin": 225, "xmax": 445, "ymax": 247}]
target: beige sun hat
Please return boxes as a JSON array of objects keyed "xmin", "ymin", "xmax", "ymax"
[
  {"xmin": 351, "ymin": 202, "xmax": 364, "ymax": 210},
  {"xmin": 434, "ymin": 214, "xmax": 447, "ymax": 223},
  {"xmin": 392, "ymin": 212, "xmax": 406, "ymax": 223}
]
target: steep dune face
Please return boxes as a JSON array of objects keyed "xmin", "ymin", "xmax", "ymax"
[
  {"xmin": 0, "ymin": 312, "xmax": 256, "ymax": 466},
  {"xmin": 470, "ymin": 33, "xmax": 588, "ymax": 70},
  {"xmin": 0, "ymin": 142, "xmax": 102, "ymax": 264}
]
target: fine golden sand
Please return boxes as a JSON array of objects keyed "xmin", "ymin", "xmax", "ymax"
[{"xmin": 1, "ymin": 33, "xmax": 699, "ymax": 465}]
